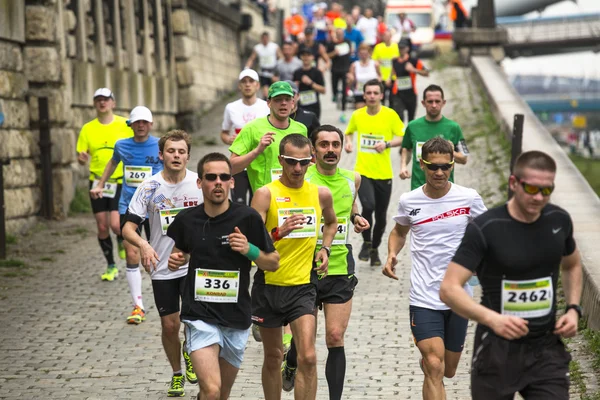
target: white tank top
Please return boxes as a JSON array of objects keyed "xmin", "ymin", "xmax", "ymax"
[{"xmin": 354, "ymin": 60, "xmax": 378, "ymax": 95}]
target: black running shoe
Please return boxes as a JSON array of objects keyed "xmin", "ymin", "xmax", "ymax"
[{"xmin": 358, "ymin": 241, "xmax": 371, "ymax": 261}]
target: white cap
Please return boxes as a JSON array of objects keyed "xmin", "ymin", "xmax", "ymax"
[
  {"xmin": 291, "ymin": 7, "xmax": 298, "ymax": 14},
  {"xmin": 239, "ymin": 69, "xmax": 259, "ymax": 81},
  {"xmin": 319, "ymin": 2, "xmax": 327, "ymax": 9},
  {"xmin": 93, "ymin": 87, "xmax": 114, "ymax": 99},
  {"xmin": 129, "ymin": 106, "xmax": 153, "ymax": 124},
  {"xmin": 311, "ymin": 4, "xmax": 319, "ymax": 12}
]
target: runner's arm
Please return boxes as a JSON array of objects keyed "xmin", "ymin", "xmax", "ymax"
[
  {"xmin": 560, "ymin": 249, "xmax": 583, "ymax": 312},
  {"xmin": 319, "ymin": 186, "xmax": 337, "ymax": 249},
  {"xmin": 318, "ymin": 43, "xmax": 331, "ymax": 67},
  {"xmin": 351, "ymin": 173, "xmax": 369, "ymax": 232},
  {"xmin": 96, "ymin": 159, "xmax": 118, "ymax": 188},
  {"xmin": 454, "ymin": 150, "xmax": 468, "ymax": 165},
  {"xmin": 169, "ymin": 246, "xmax": 190, "ymax": 271},
  {"xmin": 250, "ymin": 186, "xmax": 271, "ymax": 224},
  {"xmin": 122, "ymin": 219, "xmax": 160, "ymax": 272},
  {"xmin": 382, "ymin": 223, "xmax": 410, "ymax": 280},
  {"xmin": 221, "ymin": 130, "xmax": 234, "ymax": 145},
  {"xmin": 230, "ymin": 150, "xmax": 259, "ymax": 175},
  {"xmin": 387, "ymin": 135, "xmax": 404, "ymax": 148},
  {"xmin": 245, "ymin": 50, "xmax": 257, "ymax": 69}
]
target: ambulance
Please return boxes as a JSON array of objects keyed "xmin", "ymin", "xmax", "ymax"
[{"xmin": 384, "ymin": 0, "xmax": 437, "ymax": 57}]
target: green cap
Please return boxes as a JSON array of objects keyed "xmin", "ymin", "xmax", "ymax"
[{"xmin": 268, "ymin": 81, "xmax": 294, "ymax": 99}]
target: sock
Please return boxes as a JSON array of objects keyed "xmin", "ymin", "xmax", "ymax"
[
  {"xmin": 117, "ymin": 235, "xmax": 124, "ymax": 248},
  {"xmin": 283, "ymin": 333, "xmax": 293, "ymax": 346},
  {"xmin": 286, "ymin": 339, "xmax": 298, "ymax": 369},
  {"xmin": 126, "ymin": 264, "xmax": 144, "ymax": 309},
  {"xmin": 98, "ymin": 236, "xmax": 115, "ymax": 265},
  {"xmin": 326, "ymin": 346, "xmax": 346, "ymax": 400},
  {"xmin": 173, "ymin": 370, "xmax": 182, "ymax": 376}
]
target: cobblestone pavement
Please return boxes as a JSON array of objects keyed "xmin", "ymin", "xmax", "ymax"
[{"xmin": 0, "ymin": 68, "xmax": 518, "ymax": 399}]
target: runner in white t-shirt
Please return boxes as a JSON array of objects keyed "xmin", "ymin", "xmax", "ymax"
[
  {"xmin": 221, "ymin": 69, "xmax": 270, "ymax": 206},
  {"xmin": 121, "ymin": 130, "xmax": 204, "ymax": 398},
  {"xmin": 356, "ymin": 8, "xmax": 378, "ymax": 46},
  {"xmin": 382, "ymin": 137, "xmax": 487, "ymax": 400},
  {"xmin": 245, "ymin": 31, "xmax": 283, "ymax": 98}
]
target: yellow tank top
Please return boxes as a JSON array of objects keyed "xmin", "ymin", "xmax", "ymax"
[{"xmin": 261, "ymin": 179, "xmax": 321, "ymax": 286}]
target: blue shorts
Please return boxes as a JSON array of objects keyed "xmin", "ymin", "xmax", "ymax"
[
  {"xmin": 183, "ymin": 319, "xmax": 250, "ymax": 369},
  {"xmin": 409, "ymin": 305, "xmax": 468, "ymax": 353}
]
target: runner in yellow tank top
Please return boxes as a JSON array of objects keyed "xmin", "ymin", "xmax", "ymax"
[{"xmin": 251, "ymin": 134, "xmax": 337, "ymax": 400}]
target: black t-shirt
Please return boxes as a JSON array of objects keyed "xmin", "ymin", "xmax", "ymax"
[
  {"xmin": 293, "ymin": 67, "xmax": 324, "ymax": 114},
  {"xmin": 298, "ymin": 42, "xmax": 321, "ymax": 61},
  {"xmin": 167, "ymin": 202, "xmax": 275, "ymax": 330},
  {"xmin": 291, "ymin": 107, "xmax": 320, "ymax": 137},
  {"xmin": 452, "ymin": 204, "xmax": 576, "ymax": 339},
  {"xmin": 392, "ymin": 56, "xmax": 420, "ymax": 95},
  {"xmin": 327, "ymin": 39, "xmax": 352, "ymax": 73}
]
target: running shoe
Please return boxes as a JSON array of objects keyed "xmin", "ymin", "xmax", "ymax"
[
  {"xmin": 370, "ymin": 248, "xmax": 382, "ymax": 267},
  {"xmin": 167, "ymin": 374, "xmax": 185, "ymax": 397},
  {"xmin": 283, "ymin": 333, "xmax": 293, "ymax": 356},
  {"xmin": 101, "ymin": 265, "xmax": 118, "ymax": 281},
  {"xmin": 358, "ymin": 242, "xmax": 371, "ymax": 261},
  {"xmin": 118, "ymin": 241, "xmax": 126, "ymax": 260},
  {"xmin": 126, "ymin": 306, "xmax": 146, "ymax": 324},
  {"xmin": 281, "ymin": 360, "xmax": 297, "ymax": 392},
  {"xmin": 182, "ymin": 342, "xmax": 198, "ymax": 384},
  {"xmin": 339, "ymin": 113, "xmax": 347, "ymax": 123},
  {"xmin": 252, "ymin": 324, "xmax": 262, "ymax": 342}
]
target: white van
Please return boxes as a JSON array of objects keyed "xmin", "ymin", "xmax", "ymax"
[{"xmin": 385, "ymin": 0, "xmax": 437, "ymax": 57}]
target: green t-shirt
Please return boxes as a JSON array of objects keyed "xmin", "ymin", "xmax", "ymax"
[
  {"xmin": 401, "ymin": 116, "xmax": 465, "ymax": 190},
  {"xmin": 229, "ymin": 116, "xmax": 308, "ymax": 192},
  {"xmin": 305, "ymin": 165, "xmax": 355, "ymax": 276}
]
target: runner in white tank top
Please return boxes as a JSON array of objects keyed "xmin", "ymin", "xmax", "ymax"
[{"xmin": 348, "ymin": 43, "xmax": 381, "ymax": 109}]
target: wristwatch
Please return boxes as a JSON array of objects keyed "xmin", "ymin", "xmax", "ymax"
[
  {"xmin": 321, "ymin": 246, "xmax": 331, "ymax": 257},
  {"xmin": 565, "ymin": 304, "xmax": 583, "ymax": 319},
  {"xmin": 350, "ymin": 213, "xmax": 362, "ymax": 225},
  {"xmin": 385, "ymin": 141, "xmax": 391, "ymax": 148}
]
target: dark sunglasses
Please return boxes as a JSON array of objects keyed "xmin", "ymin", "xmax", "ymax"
[
  {"xmin": 422, "ymin": 159, "xmax": 454, "ymax": 171},
  {"xmin": 517, "ymin": 178, "xmax": 554, "ymax": 196},
  {"xmin": 203, "ymin": 173, "xmax": 232, "ymax": 181},
  {"xmin": 281, "ymin": 155, "xmax": 312, "ymax": 166}
]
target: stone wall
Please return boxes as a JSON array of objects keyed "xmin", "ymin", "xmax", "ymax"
[{"xmin": 0, "ymin": 0, "xmax": 282, "ymax": 235}]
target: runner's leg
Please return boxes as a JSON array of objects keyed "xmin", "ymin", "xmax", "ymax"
[
  {"xmin": 190, "ymin": 343, "xmax": 222, "ymax": 399},
  {"xmin": 323, "ymin": 300, "xmax": 352, "ymax": 400},
  {"xmin": 417, "ymin": 337, "xmax": 447, "ymax": 400},
  {"xmin": 371, "ymin": 179, "xmax": 392, "ymax": 250},
  {"xmin": 260, "ymin": 326, "xmax": 284, "ymax": 400},
  {"xmin": 357, "ymin": 176, "xmax": 375, "ymax": 243},
  {"xmin": 289, "ymin": 314, "xmax": 318, "ymax": 400}
]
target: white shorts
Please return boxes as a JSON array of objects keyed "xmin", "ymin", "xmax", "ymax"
[{"xmin": 183, "ymin": 319, "xmax": 250, "ymax": 369}]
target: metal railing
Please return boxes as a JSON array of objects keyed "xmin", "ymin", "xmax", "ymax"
[{"xmin": 501, "ymin": 13, "xmax": 600, "ymax": 44}]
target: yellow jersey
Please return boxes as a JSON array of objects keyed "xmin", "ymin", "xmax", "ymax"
[
  {"xmin": 346, "ymin": 106, "xmax": 405, "ymax": 180},
  {"xmin": 258, "ymin": 179, "xmax": 321, "ymax": 286},
  {"xmin": 76, "ymin": 115, "xmax": 133, "ymax": 182},
  {"xmin": 372, "ymin": 42, "xmax": 400, "ymax": 81}
]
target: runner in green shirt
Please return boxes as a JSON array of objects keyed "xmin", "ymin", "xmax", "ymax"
[
  {"xmin": 230, "ymin": 81, "xmax": 308, "ymax": 192},
  {"xmin": 400, "ymin": 84, "xmax": 469, "ymax": 190},
  {"xmin": 281, "ymin": 124, "xmax": 369, "ymax": 400}
]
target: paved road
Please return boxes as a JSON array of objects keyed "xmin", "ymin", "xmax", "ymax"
[{"xmin": 0, "ymin": 70, "xmax": 482, "ymax": 399}]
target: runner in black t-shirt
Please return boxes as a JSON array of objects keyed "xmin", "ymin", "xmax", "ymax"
[
  {"xmin": 167, "ymin": 152, "xmax": 279, "ymax": 400},
  {"xmin": 440, "ymin": 150, "xmax": 583, "ymax": 400},
  {"xmin": 285, "ymin": 80, "xmax": 320, "ymax": 138},
  {"xmin": 326, "ymin": 28, "xmax": 352, "ymax": 123},
  {"xmin": 293, "ymin": 48, "xmax": 325, "ymax": 119},
  {"xmin": 391, "ymin": 39, "xmax": 429, "ymax": 123}
]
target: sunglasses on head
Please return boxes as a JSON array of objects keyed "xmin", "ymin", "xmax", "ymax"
[
  {"xmin": 516, "ymin": 178, "xmax": 554, "ymax": 196},
  {"xmin": 281, "ymin": 155, "xmax": 312, "ymax": 166},
  {"xmin": 203, "ymin": 173, "xmax": 232, "ymax": 182},
  {"xmin": 422, "ymin": 159, "xmax": 454, "ymax": 171}
]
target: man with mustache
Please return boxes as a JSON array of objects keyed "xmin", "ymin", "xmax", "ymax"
[
  {"xmin": 121, "ymin": 130, "xmax": 203, "ymax": 397},
  {"xmin": 282, "ymin": 125, "xmax": 369, "ymax": 399},
  {"xmin": 91, "ymin": 106, "xmax": 163, "ymax": 325},
  {"xmin": 251, "ymin": 134, "xmax": 338, "ymax": 400}
]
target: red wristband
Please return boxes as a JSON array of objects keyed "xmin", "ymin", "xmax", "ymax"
[{"xmin": 272, "ymin": 227, "xmax": 281, "ymax": 242}]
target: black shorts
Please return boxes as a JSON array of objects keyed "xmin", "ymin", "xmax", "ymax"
[
  {"xmin": 251, "ymin": 283, "xmax": 316, "ymax": 328},
  {"xmin": 315, "ymin": 274, "xmax": 357, "ymax": 309},
  {"xmin": 409, "ymin": 305, "xmax": 468, "ymax": 352},
  {"xmin": 89, "ymin": 181, "xmax": 121, "ymax": 214},
  {"xmin": 471, "ymin": 327, "xmax": 571, "ymax": 399},
  {"xmin": 259, "ymin": 76, "xmax": 273, "ymax": 87},
  {"xmin": 119, "ymin": 214, "xmax": 151, "ymax": 240},
  {"xmin": 353, "ymin": 94, "xmax": 364, "ymax": 104},
  {"xmin": 231, "ymin": 170, "xmax": 253, "ymax": 205},
  {"xmin": 151, "ymin": 277, "xmax": 186, "ymax": 317}
]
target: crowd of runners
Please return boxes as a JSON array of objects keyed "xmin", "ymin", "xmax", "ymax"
[{"xmin": 75, "ymin": 2, "xmax": 583, "ymax": 400}]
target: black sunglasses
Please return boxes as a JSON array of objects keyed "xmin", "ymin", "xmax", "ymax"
[
  {"xmin": 203, "ymin": 173, "xmax": 232, "ymax": 181},
  {"xmin": 517, "ymin": 178, "xmax": 554, "ymax": 196},
  {"xmin": 281, "ymin": 155, "xmax": 312, "ymax": 166},
  {"xmin": 422, "ymin": 159, "xmax": 454, "ymax": 171}
]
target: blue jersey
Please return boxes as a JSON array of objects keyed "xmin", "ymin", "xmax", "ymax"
[
  {"xmin": 112, "ymin": 136, "xmax": 163, "ymax": 214},
  {"xmin": 344, "ymin": 28, "xmax": 364, "ymax": 62}
]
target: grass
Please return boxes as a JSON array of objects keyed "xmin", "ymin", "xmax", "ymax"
[
  {"xmin": 6, "ymin": 234, "xmax": 17, "ymax": 245},
  {"xmin": 430, "ymin": 51, "xmax": 459, "ymax": 72},
  {"xmin": 0, "ymin": 259, "xmax": 25, "ymax": 268},
  {"xmin": 570, "ymin": 359, "xmax": 588, "ymax": 395},
  {"xmin": 39, "ymin": 256, "xmax": 55, "ymax": 262},
  {"xmin": 69, "ymin": 186, "xmax": 92, "ymax": 215},
  {"xmin": 568, "ymin": 154, "xmax": 600, "ymax": 198}
]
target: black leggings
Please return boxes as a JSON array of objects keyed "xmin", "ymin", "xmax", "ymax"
[
  {"xmin": 331, "ymin": 71, "xmax": 347, "ymax": 111},
  {"xmin": 231, "ymin": 170, "xmax": 253, "ymax": 206},
  {"xmin": 357, "ymin": 176, "xmax": 392, "ymax": 249},
  {"xmin": 392, "ymin": 93, "xmax": 418, "ymax": 123}
]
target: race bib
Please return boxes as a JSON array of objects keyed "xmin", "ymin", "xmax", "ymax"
[
  {"xmin": 92, "ymin": 179, "xmax": 117, "ymax": 199},
  {"xmin": 335, "ymin": 42, "xmax": 350, "ymax": 56},
  {"xmin": 159, "ymin": 207, "xmax": 186, "ymax": 235},
  {"xmin": 124, "ymin": 166, "xmax": 152, "ymax": 187},
  {"xmin": 271, "ymin": 168, "xmax": 282, "ymax": 182},
  {"xmin": 416, "ymin": 141, "xmax": 425, "ymax": 160},
  {"xmin": 195, "ymin": 269, "xmax": 240, "ymax": 303},
  {"xmin": 381, "ymin": 59, "xmax": 392, "ymax": 69},
  {"xmin": 259, "ymin": 55, "xmax": 276, "ymax": 68},
  {"xmin": 317, "ymin": 216, "xmax": 348, "ymax": 245},
  {"xmin": 396, "ymin": 76, "xmax": 412, "ymax": 90},
  {"xmin": 314, "ymin": 20, "xmax": 326, "ymax": 30},
  {"xmin": 360, "ymin": 134, "xmax": 385, "ymax": 153},
  {"xmin": 501, "ymin": 277, "xmax": 553, "ymax": 319},
  {"xmin": 278, "ymin": 208, "xmax": 317, "ymax": 238},
  {"xmin": 299, "ymin": 90, "xmax": 318, "ymax": 106}
]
